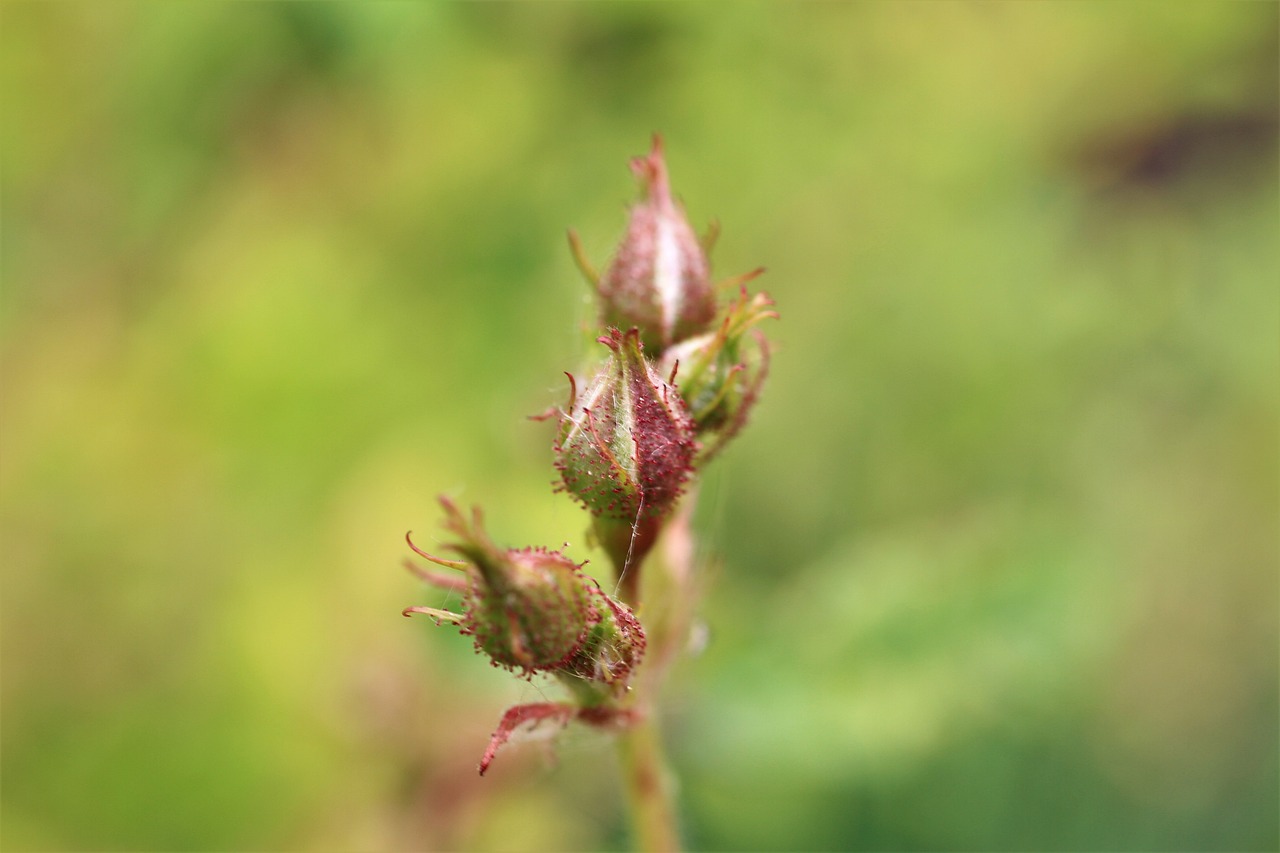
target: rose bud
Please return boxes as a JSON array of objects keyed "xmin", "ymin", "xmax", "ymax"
[
  {"xmin": 571, "ymin": 135, "xmax": 716, "ymax": 353},
  {"xmin": 403, "ymin": 497, "xmax": 600, "ymax": 675},
  {"xmin": 660, "ymin": 284, "xmax": 778, "ymax": 461},
  {"xmin": 560, "ymin": 586, "xmax": 647, "ymax": 690},
  {"xmin": 553, "ymin": 327, "xmax": 698, "ymax": 585}
]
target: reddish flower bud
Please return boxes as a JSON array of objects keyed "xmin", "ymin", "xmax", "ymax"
[
  {"xmin": 554, "ymin": 328, "xmax": 697, "ymax": 526},
  {"xmin": 595, "ymin": 135, "xmax": 716, "ymax": 352},
  {"xmin": 403, "ymin": 498, "xmax": 643, "ymax": 681}
]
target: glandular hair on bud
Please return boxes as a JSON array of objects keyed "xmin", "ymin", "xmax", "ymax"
[
  {"xmin": 599, "ymin": 136, "xmax": 716, "ymax": 352},
  {"xmin": 555, "ymin": 328, "xmax": 697, "ymax": 524}
]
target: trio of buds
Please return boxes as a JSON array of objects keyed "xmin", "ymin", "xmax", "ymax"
[{"xmin": 405, "ymin": 136, "xmax": 775, "ymax": 773}]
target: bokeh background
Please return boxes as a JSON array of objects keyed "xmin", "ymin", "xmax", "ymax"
[{"xmin": 2, "ymin": 2, "xmax": 1276, "ymax": 851}]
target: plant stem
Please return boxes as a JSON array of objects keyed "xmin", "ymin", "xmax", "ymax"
[
  {"xmin": 617, "ymin": 707, "xmax": 681, "ymax": 852},
  {"xmin": 615, "ymin": 491, "xmax": 699, "ymax": 852}
]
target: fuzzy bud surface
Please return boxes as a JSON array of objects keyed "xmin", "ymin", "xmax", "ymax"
[
  {"xmin": 403, "ymin": 499, "xmax": 643, "ymax": 682},
  {"xmin": 555, "ymin": 328, "xmax": 697, "ymax": 525}
]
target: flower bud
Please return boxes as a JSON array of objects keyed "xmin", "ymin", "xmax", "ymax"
[
  {"xmin": 561, "ymin": 588, "xmax": 647, "ymax": 688},
  {"xmin": 404, "ymin": 499, "xmax": 650, "ymax": 686},
  {"xmin": 404, "ymin": 498, "xmax": 618, "ymax": 676},
  {"xmin": 597, "ymin": 135, "xmax": 716, "ymax": 352},
  {"xmin": 555, "ymin": 327, "xmax": 697, "ymax": 525},
  {"xmin": 404, "ymin": 500, "xmax": 649, "ymax": 774},
  {"xmin": 660, "ymin": 285, "xmax": 777, "ymax": 461}
]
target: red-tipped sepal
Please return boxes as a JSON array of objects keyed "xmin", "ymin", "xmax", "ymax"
[{"xmin": 478, "ymin": 702, "xmax": 638, "ymax": 776}]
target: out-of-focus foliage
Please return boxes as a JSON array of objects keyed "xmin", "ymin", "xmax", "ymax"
[{"xmin": 1, "ymin": 2, "xmax": 1275, "ymax": 851}]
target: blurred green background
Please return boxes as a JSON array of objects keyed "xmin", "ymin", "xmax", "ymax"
[{"xmin": 2, "ymin": 2, "xmax": 1276, "ymax": 850}]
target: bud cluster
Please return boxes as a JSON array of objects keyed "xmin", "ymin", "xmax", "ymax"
[
  {"xmin": 403, "ymin": 136, "xmax": 775, "ymax": 774},
  {"xmin": 559, "ymin": 135, "xmax": 776, "ymax": 570}
]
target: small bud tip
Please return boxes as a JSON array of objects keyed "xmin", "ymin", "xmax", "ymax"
[{"xmin": 629, "ymin": 134, "xmax": 672, "ymax": 207}]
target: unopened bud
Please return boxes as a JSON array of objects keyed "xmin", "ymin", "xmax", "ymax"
[
  {"xmin": 660, "ymin": 285, "xmax": 777, "ymax": 461},
  {"xmin": 596, "ymin": 135, "xmax": 716, "ymax": 352},
  {"xmin": 405, "ymin": 498, "xmax": 628, "ymax": 677},
  {"xmin": 561, "ymin": 588, "xmax": 647, "ymax": 691},
  {"xmin": 555, "ymin": 328, "xmax": 697, "ymax": 525}
]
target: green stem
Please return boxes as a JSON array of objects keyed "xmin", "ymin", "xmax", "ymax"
[
  {"xmin": 597, "ymin": 514, "xmax": 663, "ymax": 607},
  {"xmin": 614, "ymin": 491, "xmax": 699, "ymax": 852},
  {"xmin": 617, "ymin": 707, "xmax": 681, "ymax": 852}
]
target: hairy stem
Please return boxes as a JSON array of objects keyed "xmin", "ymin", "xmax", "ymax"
[
  {"xmin": 599, "ymin": 514, "xmax": 663, "ymax": 607},
  {"xmin": 617, "ymin": 707, "xmax": 681, "ymax": 852},
  {"xmin": 617, "ymin": 490, "xmax": 699, "ymax": 851}
]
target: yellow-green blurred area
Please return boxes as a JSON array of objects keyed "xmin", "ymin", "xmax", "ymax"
[{"xmin": 2, "ymin": 2, "xmax": 1276, "ymax": 850}]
